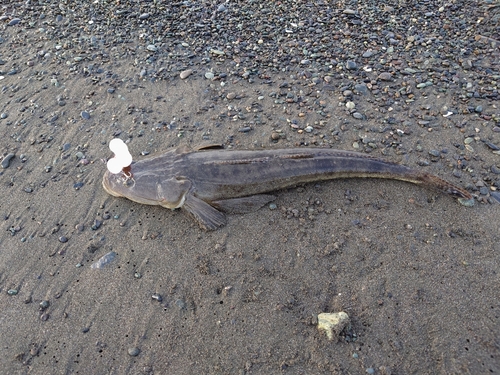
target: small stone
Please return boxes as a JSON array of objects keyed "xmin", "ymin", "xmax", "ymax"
[
  {"xmin": 354, "ymin": 84, "xmax": 368, "ymax": 95},
  {"xmin": 107, "ymin": 88, "xmax": 115, "ymax": 94},
  {"xmin": 0, "ymin": 113, "xmax": 7, "ymax": 119},
  {"xmin": 1, "ymin": 153, "xmax": 15, "ymax": 168},
  {"xmin": 139, "ymin": 13, "xmax": 150, "ymax": 20},
  {"xmin": 7, "ymin": 289, "xmax": 18, "ymax": 295},
  {"xmin": 128, "ymin": 347, "xmax": 140, "ymax": 357},
  {"xmin": 317, "ymin": 312, "xmax": 350, "ymax": 341},
  {"xmin": 146, "ymin": 44, "xmax": 157, "ymax": 52},
  {"xmin": 59, "ymin": 236, "xmax": 68, "ymax": 243},
  {"xmin": 180, "ymin": 69, "xmax": 192, "ymax": 79},
  {"xmin": 346, "ymin": 60, "xmax": 357, "ymax": 70},
  {"xmin": 271, "ymin": 132, "xmax": 280, "ymax": 141},
  {"xmin": 346, "ymin": 101, "xmax": 355, "ymax": 110},
  {"xmin": 81, "ymin": 111, "xmax": 90, "ymax": 120},
  {"xmin": 226, "ymin": 92, "xmax": 236, "ymax": 100},
  {"xmin": 205, "ymin": 72, "xmax": 215, "ymax": 80},
  {"xmin": 362, "ymin": 50, "xmax": 374, "ymax": 58},
  {"xmin": 151, "ymin": 293, "xmax": 163, "ymax": 302},
  {"xmin": 378, "ymin": 72, "xmax": 392, "ymax": 81},
  {"xmin": 8, "ymin": 18, "xmax": 21, "ymax": 26},
  {"xmin": 475, "ymin": 105, "xmax": 483, "ymax": 113},
  {"xmin": 352, "ymin": 112, "xmax": 364, "ymax": 120},
  {"xmin": 464, "ymin": 137, "xmax": 474, "ymax": 145},
  {"xmin": 39, "ymin": 300, "xmax": 50, "ymax": 309}
]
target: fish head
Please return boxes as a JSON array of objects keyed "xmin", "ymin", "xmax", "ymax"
[{"xmin": 102, "ymin": 164, "xmax": 160, "ymax": 206}]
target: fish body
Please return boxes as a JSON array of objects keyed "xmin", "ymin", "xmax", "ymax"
[{"xmin": 102, "ymin": 145, "xmax": 473, "ymax": 230}]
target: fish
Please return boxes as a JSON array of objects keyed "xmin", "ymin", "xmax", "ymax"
[{"xmin": 102, "ymin": 144, "xmax": 474, "ymax": 230}]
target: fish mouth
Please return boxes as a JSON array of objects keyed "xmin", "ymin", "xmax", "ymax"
[{"xmin": 102, "ymin": 172, "xmax": 123, "ymax": 197}]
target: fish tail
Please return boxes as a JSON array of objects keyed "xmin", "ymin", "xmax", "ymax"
[{"xmin": 416, "ymin": 172, "xmax": 472, "ymax": 200}]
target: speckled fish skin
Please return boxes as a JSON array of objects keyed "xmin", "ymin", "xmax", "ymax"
[{"xmin": 102, "ymin": 145, "xmax": 473, "ymax": 230}]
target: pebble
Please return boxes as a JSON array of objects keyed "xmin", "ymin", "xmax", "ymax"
[
  {"xmin": 139, "ymin": 13, "xmax": 150, "ymax": 20},
  {"xmin": 90, "ymin": 251, "xmax": 117, "ymax": 269},
  {"xmin": 7, "ymin": 289, "xmax": 18, "ymax": 295},
  {"xmin": 81, "ymin": 111, "xmax": 90, "ymax": 120},
  {"xmin": 0, "ymin": 113, "xmax": 7, "ymax": 119},
  {"xmin": 226, "ymin": 92, "xmax": 236, "ymax": 100},
  {"xmin": 179, "ymin": 69, "xmax": 192, "ymax": 79},
  {"xmin": 317, "ymin": 312, "xmax": 350, "ymax": 341},
  {"xmin": 352, "ymin": 112, "xmax": 364, "ymax": 120},
  {"xmin": 205, "ymin": 72, "xmax": 215, "ymax": 80},
  {"xmin": 128, "ymin": 347, "xmax": 140, "ymax": 356},
  {"xmin": 346, "ymin": 61, "xmax": 357, "ymax": 70},
  {"xmin": 1, "ymin": 153, "xmax": 15, "ymax": 168},
  {"xmin": 491, "ymin": 191, "xmax": 500, "ymax": 204},
  {"xmin": 346, "ymin": 101, "xmax": 355, "ymax": 110},
  {"xmin": 8, "ymin": 18, "xmax": 21, "ymax": 26},
  {"xmin": 146, "ymin": 44, "xmax": 157, "ymax": 52},
  {"xmin": 378, "ymin": 72, "xmax": 392, "ymax": 81},
  {"xmin": 151, "ymin": 293, "xmax": 163, "ymax": 302},
  {"xmin": 354, "ymin": 84, "xmax": 368, "ymax": 95},
  {"xmin": 59, "ymin": 236, "xmax": 68, "ymax": 243}
]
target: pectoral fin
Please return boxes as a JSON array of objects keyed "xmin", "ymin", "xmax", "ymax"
[
  {"xmin": 211, "ymin": 194, "xmax": 276, "ymax": 214},
  {"xmin": 182, "ymin": 194, "xmax": 227, "ymax": 231}
]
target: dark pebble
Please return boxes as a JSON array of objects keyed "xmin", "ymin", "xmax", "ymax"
[
  {"xmin": 39, "ymin": 300, "xmax": 50, "ymax": 310},
  {"xmin": 1, "ymin": 153, "xmax": 15, "ymax": 168},
  {"xmin": 82, "ymin": 327, "xmax": 90, "ymax": 333},
  {"xmin": 491, "ymin": 165, "xmax": 500, "ymax": 174},
  {"xmin": 475, "ymin": 105, "xmax": 483, "ymax": 113},
  {"xmin": 0, "ymin": 113, "xmax": 7, "ymax": 119},
  {"xmin": 81, "ymin": 111, "xmax": 90, "ymax": 120},
  {"xmin": 354, "ymin": 84, "xmax": 368, "ymax": 95},
  {"xmin": 40, "ymin": 313, "xmax": 49, "ymax": 321},
  {"xmin": 479, "ymin": 186, "xmax": 489, "ymax": 195},
  {"xmin": 238, "ymin": 127, "xmax": 251, "ymax": 133},
  {"xmin": 91, "ymin": 219, "xmax": 102, "ymax": 230},
  {"xmin": 56, "ymin": 15, "xmax": 63, "ymax": 22},
  {"xmin": 490, "ymin": 191, "xmax": 500, "ymax": 203},
  {"xmin": 484, "ymin": 141, "xmax": 500, "ymax": 151},
  {"xmin": 73, "ymin": 182, "xmax": 84, "ymax": 190},
  {"xmin": 428, "ymin": 150, "xmax": 440, "ymax": 157},
  {"xmin": 107, "ymin": 88, "xmax": 115, "ymax": 94},
  {"xmin": 352, "ymin": 112, "xmax": 365, "ymax": 120},
  {"xmin": 59, "ymin": 236, "xmax": 68, "ymax": 243},
  {"xmin": 346, "ymin": 60, "xmax": 357, "ymax": 70},
  {"xmin": 139, "ymin": 13, "xmax": 150, "ymax": 20}
]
